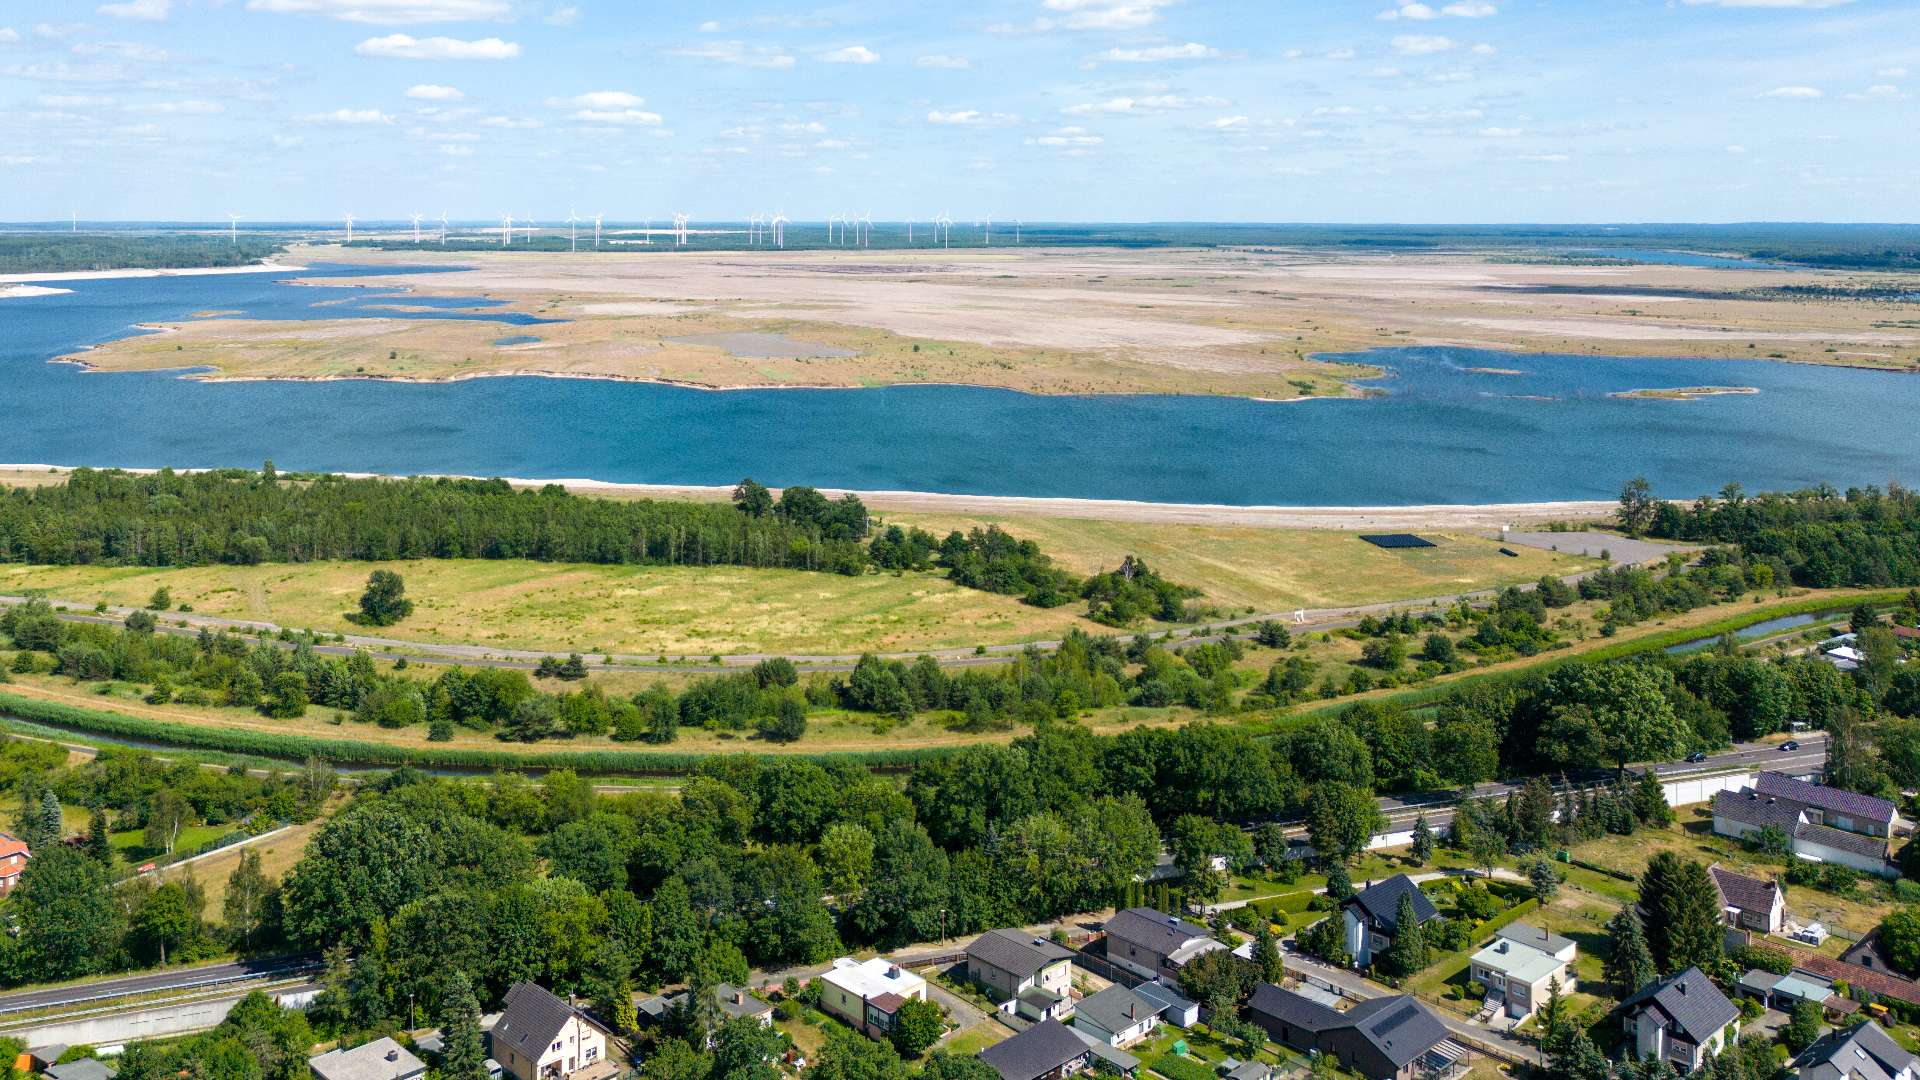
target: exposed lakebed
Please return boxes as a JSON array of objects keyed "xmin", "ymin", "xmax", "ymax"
[{"xmin": 3, "ymin": 265, "xmax": 1919, "ymax": 505}]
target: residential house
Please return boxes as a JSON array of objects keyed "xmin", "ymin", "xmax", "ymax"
[
  {"xmin": 1493, "ymin": 924, "xmax": 1578, "ymax": 964},
  {"xmin": 1754, "ymin": 772, "xmax": 1899, "ymax": 839},
  {"xmin": 1842, "ymin": 930, "xmax": 1904, "ymax": 974},
  {"xmin": 1221, "ymin": 1062, "xmax": 1271, "ymax": 1080},
  {"xmin": 817, "ymin": 957, "xmax": 928, "ymax": 1041},
  {"xmin": 1468, "ymin": 928, "xmax": 1576, "ymax": 1020},
  {"xmin": 47, "ymin": 1061, "xmax": 117, "ymax": 1080},
  {"xmin": 967, "ymin": 929, "xmax": 1076, "ymax": 1010},
  {"xmin": 1711, "ymin": 790, "xmax": 1896, "ymax": 878},
  {"xmin": 1101, "ymin": 908, "xmax": 1223, "ymax": 981},
  {"xmin": 1794, "ymin": 1020, "xmax": 1917, "ymax": 1080},
  {"xmin": 310, "ymin": 1039, "xmax": 428, "ymax": 1080},
  {"xmin": 0, "ymin": 833, "xmax": 30, "ymax": 895},
  {"xmin": 1710, "ymin": 865, "xmax": 1787, "ymax": 936},
  {"xmin": 1070, "ymin": 986, "xmax": 1159, "ymax": 1048},
  {"xmin": 1246, "ymin": 985, "xmax": 1460, "ymax": 1080},
  {"xmin": 1736, "ymin": 969, "xmax": 1834, "ymax": 1013},
  {"xmin": 977, "ymin": 1019, "xmax": 1092, "ymax": 1080},
  {"xmin": 1781, "ymin": 947, "xmax": 1920, "ymax": 1011},
  {"xmin": 1620, "ymin": 967, "xmax": 1739, "ymax": 1074},
  {"xmin": 1342, "ymin": 875, "xmax": 1442, "ymax": 970},
  {"xmin": 1067, "ymin": 1028, "xmax": 1141, "ymax": 1078},
  {"xmin": 716, "ymin": 985, "xmax": 775, "ymax": 1026},
  {"xmin": 490, "ymin": 981, "xmax": 610, "ymax": 1080},
  {"xmin": 1130, "ymin": 982, "xmax": 1202, "ymax": 1028}
]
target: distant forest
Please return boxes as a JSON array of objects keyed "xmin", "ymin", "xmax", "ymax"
[{"xmin": 0, "ymin": 235, "xmax": 286, "ymax": 274}]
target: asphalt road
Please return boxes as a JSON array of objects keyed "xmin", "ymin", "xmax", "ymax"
[{"xmin": 0, "ymin": 954, "xmax": 320, "ymax": 1015}]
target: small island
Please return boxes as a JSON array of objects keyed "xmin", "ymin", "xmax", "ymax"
[{"xmin": 1611, "ymin": 386, "xmax": 1760, "ymax": 400}]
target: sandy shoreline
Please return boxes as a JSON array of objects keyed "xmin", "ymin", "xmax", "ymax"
[
  {"xmin": 0, "ymin": 464, "xmax": 1616, "ymax": 528},
  {"xmin": 0, "ymin": 263, "xmax": 306, "ymax": 285},
  {"xmin": 0, "ymin": 285, "xmax": 74, "ymax": 299}
]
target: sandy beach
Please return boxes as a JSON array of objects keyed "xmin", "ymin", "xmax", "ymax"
[
  {"xmin": 0, "ymin": 285, "xmax": 73, "ymax": 299},
  {"xmin": 0, "ymin": 262, "xmax": 305, "ymax": 285}
]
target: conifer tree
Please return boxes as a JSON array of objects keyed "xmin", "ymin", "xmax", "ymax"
[
  {"xmin": 1410, "ymin": 815, "xmax": 1434, "ymax": 866},
  {"xmin": 1638, "ymin": 852, "xmax": 1722, "ymax": 974},
  {"xmin": 85, "ymin": 808, "xmax": 112, "ymax": 866},
  {"xmin": 1325, "ymin": 860, "xmax": 1355, "ymax": 904},
  {"xmin": 1384, "ymin": 890, "xmax": 1428, "ymax": 976},
  {"xmin": 440, "ymin": 970, "xmax": 488, "ymax": 1080},
  {"xmin": 1633, "ymin": 770, "xmax": 1675, "ymax": 828},
  {"xmin": 1251, "ymin": 920, "xmax": 1282, "ymax": 983},
  {"xmin": 40, "ymin": 790, "xmax": 61, "ymax": 845},
  {"xmin": 1604, "ymin": 907, "xmax": 1659, "ymax": 997}
]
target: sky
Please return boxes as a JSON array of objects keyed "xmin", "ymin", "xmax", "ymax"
[{"xmin": 0, "ymin": 0, "xmax": 1916, "ymax": 223}]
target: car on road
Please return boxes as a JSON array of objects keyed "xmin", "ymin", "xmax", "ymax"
[
  {"xmin": 1687, "ymin": 752, "xmax": 1708, "ymax": 763},
  {"xmin": 1782, "ymin": 741, "xmax": 1800, "ymax": 751}
]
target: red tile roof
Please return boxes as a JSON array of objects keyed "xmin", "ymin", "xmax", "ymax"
[{"xmin": 1743, "ymin": 937, "xmax": 1920, "ymax": 1006}]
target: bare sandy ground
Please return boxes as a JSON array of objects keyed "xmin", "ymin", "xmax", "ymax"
[
  {"xmin": 0, "ymin": 262, "xmax": 305, "ymax": 284},
  {"xmin": 0, "ymin": 464, "xmax": 1613, "ymax": 529},
  {"xmin": 0, "ymin": 285, "xmax": 73, "ymax": 299}
]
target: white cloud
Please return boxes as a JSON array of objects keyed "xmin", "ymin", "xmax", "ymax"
[
  {"xmin": 815, "ymin": 45, "xmax": 879, "ymax": 63},
  {"xmin": 568, "ymin": 108, "xmax": 661, "ymax": 124},
  {"xmin": 270, "ymin": 134, "xmax": 302, "ymax": 147},
  {"xmin": 1380, "ymin": 1, "xmax": 1494, "ymax": 16},
  {"xmin": 1878, "ymin": 67, "xmax": 1909, "ymax": 77},
  {"xmin": 1428, "ymin": 70, "xmax": 1474, "ymax": 81},
  {"xmin": 698, "ymin": 15, "xmax": 832, "ymax": 31},
  {"xmin": 37, "ymin": 93, "xmax": 113, "ymax": 105},
  {"xmin": 927, "ymin": 109, "xmax": 1020, "ymax": 125},
  {"xmin": 1755, "ymin": 85, "xmax": 1821, "ymax": 99},
  {"xmin": 1726, "ymin": 144, "xmax": 1746, "ymax": 153},
  {"xmin": 1681, "ymin": 0, "xmax": 1853, "ymax": 7},
  {"xmin": 125, "ymin": 99, "xmax": 223, "ymax": 113},
  {"xmin": 1479, "ymin": 125, "xmax": 1519, "ymax": 135},
  {"xmin": 1137, "ymin": 94, "xmax": 1230, "ymax": 107},
  {"xmin": 3, "ymin": 60, "xmax": 140, "ymax": 81},
  {"xmin": 1206, "ymin": 115, "xmax": 1250, "ymax": 129},
  {"xmin": 1313, "ymin": 105, "xmax": 1374, "ymax": 115},
  {"xmin": 0, "ymin": 29, "xmax": 17, "ymax": 43},
  {"xmin": 545, "ymin": 6, "xmax": 579, "ymax": 26},
  {"xmin": 1472, "ymin": 43, "xmax": 1496, "ymax": 53},
  {"xmin": 406, "ymin": 83, "xmax": 465, "ymax": 100},
  {"xmin": 1360, "ymin": 67, "xmax": 1402, "ymax": 77},
  {"xmin": 437, "ymin": 143, "xmax": 472, "ymax": 154},
  {"xmin": 1094, "ymin": 42, "xmax": 1219, "ymax": 61},
  {"xmin": 293, "ymin": 107, "xmax": 395, "ymax": 122},
  {"xmin": 1380, "ymin": 4, "xmax": 1440, "ymax": 18},
  {"xmin": 545, "ymin": 91, "xmax": 642, "ymax": 109},
  {"xmin": 1027, "ymin": 130, "xmax": 1102, "ymax": 145},
  {"xmin": 1324, "ymin": 48, "xmax": 1355, "ymax": 59},
  {"xmin": 1517, "ymin": 153, "xmax": 1568, "ymax": 160},
  {"xmin": 1444, "ymin": 1, "xmax": 1497, "ymax": 12},
  {"xmin": 916, "ymin": 55, "xmax": 970, "ymax": 68},
  {"xmin": 245, "ymin": 0, "xmax": 512, "ymax": 25},
  {"xmin": 1846, "ymin": 84, "xmax": 1911, "ymax": 100},
  {"xmin": 354, "ymin": 35, "xmax": 519, "ymax": 59},
  {"xmin": 1393, "ymin": 35, "xmax": 1459, "ymax": 53},
  {"xmin": 97, "ymin": 0, "xmax": 172, "ymax": 21},
  {"xmin": 479, "ymin": 115, "xmax": 541, "ymax": 127},
  {"xmin": 779, "ymin": 121, "xmax": 827, "ymax": 133},
  {"xmin": 1283, "ymin": 49, "xmax": 1302, "ymax": 58},
  {"xmin": 71, "ymin": 41, "xmax": 195, "ymax": 62},
  {"xmin": 36, "ymin": 23, "xmax": 102, "ymax": 39},
  {"xmin": 664, "ymin": 41, "xmax": 795, "ymax": 68},
  {"xmin": 1062, "ymin": 97, "xmax": 1151, "ymax": 115}
]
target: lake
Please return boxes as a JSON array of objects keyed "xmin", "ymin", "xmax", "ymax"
[
  {"xmin": 1557, "ymin": 249, "xmax": 1781, "ymax": 269},
  {"xmin": 3, "ymin": 265, "xmax": 1919, "ymax": 506}
]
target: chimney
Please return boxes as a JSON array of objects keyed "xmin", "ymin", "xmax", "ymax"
[
  {"xmin": 1129, "ymin": 1004, "xmax": 1137, "ymax": 1019},
  {"xmin": 1677, "ymin": 982, "xmax": 1688, "ymax": 995},
  {"xmin": 890, "ymin": 966, "xmax": 902, "ymax": 979},
  {"xmin": 735, "ymin": 991, "xmax": 746, "ymax": 1005},
  {"xmin": 386, "ymin": 1051, "xmax": 399, "ymax": 1062}
]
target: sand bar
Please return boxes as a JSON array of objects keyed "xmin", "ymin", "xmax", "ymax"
[{"xmin": 0, "ymin": 263, "xmax": 306, "ymax": 285}]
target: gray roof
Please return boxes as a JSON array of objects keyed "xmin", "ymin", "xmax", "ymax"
[
  {"xmin": 1714, "ymin": 789, "xmax": 1807, "ymax": 831},
  {"xmin": 1131, "ymin": 981, "xmax": 1198, "ymax": 1016},
  {"xmin": 413, "ymin": 1037, "xmax": 444, "ymax": 1057},
  {"xmin": 1344, "ymin": 997, "xmax": 1453, "ymax": 1069},
  {"xmin": 1105, "ymin": 908, "xmax": 1213, "ymax": 958},
  {"xmin": 1020, "ymin": 987, "xmax": 1065, "ymax": 1007},
  {"xmin": 1226, "ymin": 1063, "xmax": 1271, "ymax": 1080},
  {"xmin": 46, "ymin": 1061, "xmax": 116, "ymax": 1080},
  {"xmin": 1074, "ymin": 986, "xmax": 1157, "ymax": 1034},
  {"xmin": 968, "ymin": 928, "xmax": 1077, "ymax": 980},
  {"xmin": 1494, "ymin": 924, "xmax": 1576, "ymax": 956},
  {"xmin": 1346, "ymin": 875, "xmax": 1440, "ymax": 936},
  {"xmin": 1621, "ymin": 967, "xmax": 1740, "ymax": 1043},
  {"xmin": 1067, "ymin": 1029, "xmax": 1140, "ymax": 1074},
  {"xmin": 1739, "ymin": 970, "xmax": 1786, "ymax": 995},
  {"xmin": 715, "ymin": 984, "xmax": 773, "ymax": 1019},
  {"xmin": 1795, "ymin": 1020, "xmax": 1917, "ymax": 1080},
  {"xmin": 977, "ymin": 1020, "xmax": 1090, "ymax": 1080},
  {"xmin": 309, "ymin": 1039, "xmax": 427, "ymax": 1080},
  {"xmin": 1795, "ymin": 822, "xmax": 1890, "ymax": 860},
  {"xmin": 1248, "ymin": 983, "xmax": 1346, "ymax": 1033},
  {"xmin": 495, "ymin": 982, "xmax": 597, "ymax": 1061},
  {"xmin": 1710, "ymin": 865, "xmax": 1783, "ymax": 916},
  {"xmin": 1757, "ymin": 772, "xmax": 1897, "ymax": 824}
]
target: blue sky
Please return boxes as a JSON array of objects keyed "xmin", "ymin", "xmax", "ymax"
[{"xmin": 1, "ymin": 0, "xmax": 1915, "ymax": 223}]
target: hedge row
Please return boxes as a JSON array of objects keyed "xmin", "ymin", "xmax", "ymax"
[
  {"xmin": 0, "ymin": 693, "xmax": 963, "ymax": 775},
  {"xmin": 1472, "ymin": 897, "xmax": 1541, "ymax": 940},
  {"xmin": 1568, "ymin": 858, "xmax": 1638, "ymax": 882},
  {"xmin": 1298, "ymin": 590, "xmax": 1905, "ymax": 719},
  {"xmin": 1149, "ymin": 1054, "xmax": 1217, "ymax": 1080}
]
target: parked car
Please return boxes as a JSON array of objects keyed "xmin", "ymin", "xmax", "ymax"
[
  {"xmin": 1782, "ymin": 740, "xmax": 1800, "ymax": 751},
  {"xmin": 1687, "ymin": 752, "xmax": 1708, "ymax": 763}
]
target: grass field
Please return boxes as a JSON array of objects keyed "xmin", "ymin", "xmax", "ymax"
[{"xmin": 0, "ymin": 525, "xmax": 1596, "ymax": 657}]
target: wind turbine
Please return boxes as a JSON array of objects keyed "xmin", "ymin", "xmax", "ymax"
[
  {"xmin": 643, "ymin": 217, "xmax": 653, "ymax": 244},
  {"xmin": 71, "ymin": 211, "xmax": 77, "ymax": 233},
  {"xmin": 566, "ymin": 207, "xmax": 582, "ymax": 253},
  {"xmin": 1015, "ymin": 218, "xmax": 1022, "ymax": 244},
  {"xmin": 227, "ymin": 213, "xmax": 242, "ymax": 244},
  {"xmin": 341, "ymin": 213, "xmax": 357, "ymax": 244},
  {"xmin": 983, "ymin": 214, "xmax": 992, "ymax": 246},
  {"xmin": 671, "ymin": 212, "xmax": 690, "ymax": 245},
  {"xmin": 499, "ymin": 212, "xmax": 513, "ymax": 246},
  {"xmin": 907, "ymin": 216, "xmax": 916, "ymax": 243},
  {"xmin": 438, "ymin": 211, "xmax": 449, "ymax": 244},
  {"xmin": 860, "ymin": 210, "xmax": 873, "ymax": 247},
  {"xmin": 520, "ymin": 213, "xmax": 538, "ymax": 243},
  {"xmin": 592, "ymin": 212, "xmax": 605, "ymax": 247},
  {"xmin": 409, "ymin": 213, "xmax": 425, "ymax": 243},
  {"xmin": 772, "ymin": 209, "xmax": 789, "ymax": 249}
]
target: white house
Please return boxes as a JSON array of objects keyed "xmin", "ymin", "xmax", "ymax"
[
  {"xmin": 1468, "ymin": 926, "xmax": 1577, "ymax": 1020},
  {"xmin": 490, "ymin": 982, "xmax": 611, "ymax": 1080},
  {"xmin": 1342, "ymin": 875, "xmax": 1441, "ymax": 970},
  {"xmin": 1621, "ymin": 968, "xmax": 1739, "ymax": 1074},
  {"xmin": 1070, "ymin": 986, "xmax": 1159, "ymax": 1048},
  {"xmin": 1709, "ymin": 865, "xmax": 1786, "ymax": 935},
  {"xmin": 817, "ymin": 957, "xmax": 929, "ymax": 1041}
]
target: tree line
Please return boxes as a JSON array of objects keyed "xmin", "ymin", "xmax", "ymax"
[
  {"xmin": 0, "ymin": 235, "xmax": 287, "ymax": 274},
  {"xmin": 1620, "ymin": 477, "xmax": 1920, "ymax": 590}
]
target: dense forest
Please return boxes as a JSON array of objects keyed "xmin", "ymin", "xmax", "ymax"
[
  {"xmin": 1623, "ymin": 479, "xmax": 1920, "ymax": 588},
  {"xmin": 0, "ymin": 236, "xmax": 287, "ymax": 274}
]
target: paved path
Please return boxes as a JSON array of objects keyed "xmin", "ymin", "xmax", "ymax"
[
  {"xmin": 1282, "ymin": 952, "xmax": 1546, "ymax": 1066},
  {"xmin": 0, "ymin": 954, "xmax": 320, "ymax": 1016}
]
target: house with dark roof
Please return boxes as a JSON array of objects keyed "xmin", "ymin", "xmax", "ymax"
[
  {"xmin": 1246, "ymin": 985, "xmax": 1458, "ymax": 1080},
  {"xmin": 1342, "ymin": 875, "xmax": 1442, "ymax": 970},
  {"xmin": 1711, "ymin": 790, "xmax": 1896, "ymax": 878},
  {"xmin": 1755, "ymin": 772, "xmax": 1899, "ymax": 838},
  {"xmin": 490, "ymin": 982, "xmax": 610, "ymax": 1080},
  {"xmin": 1794, "ymin": 1019, "xmax": 1917, "ymax": 1080},
  {"xmin": 977, "ymin": 1019, "xmax": 1091, "ymax": 1080},
  {"xmin": 1102, "ymin": 908, "xmax": 1224, "ymax": 981},
  {"xmin": 967, "ymin": 929, "xmax": 1076, "ymax": 1010},
  {"xmin": 1842, "ymin": 929, "xmax": 1905, "ymax": 975},
  {"xmin": 1777, "ymin": 947, "xmax": 1920, "ymax": 1008},
  {"xmin": 1710, "ymin": 865, "xmax": 1786, "ymax": 935},
  {"xmin": 1620, "ymin": 967, "xmax": 1739, "ymax": 1074},
  {"xmin": 1071, "ymin": 986, "xmax": 1158, "ymax": 1048}
]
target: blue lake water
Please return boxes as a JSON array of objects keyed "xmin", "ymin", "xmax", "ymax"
[
  {"xmin": 1558, "ymin": 249, "xmax": 1779, "ymax": 268},
  {"xmin": 1663, "ymin": 611, "xmax": 1847, "ymax": 654},
  {"xmin": 3, "ymin": 265, "xmax": 1919, "ymax": 505}
]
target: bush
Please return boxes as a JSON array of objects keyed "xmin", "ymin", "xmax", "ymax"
[{"xmin": 1152, "ymin": 1055, "xmax": 1216, "ymax": 1080}]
